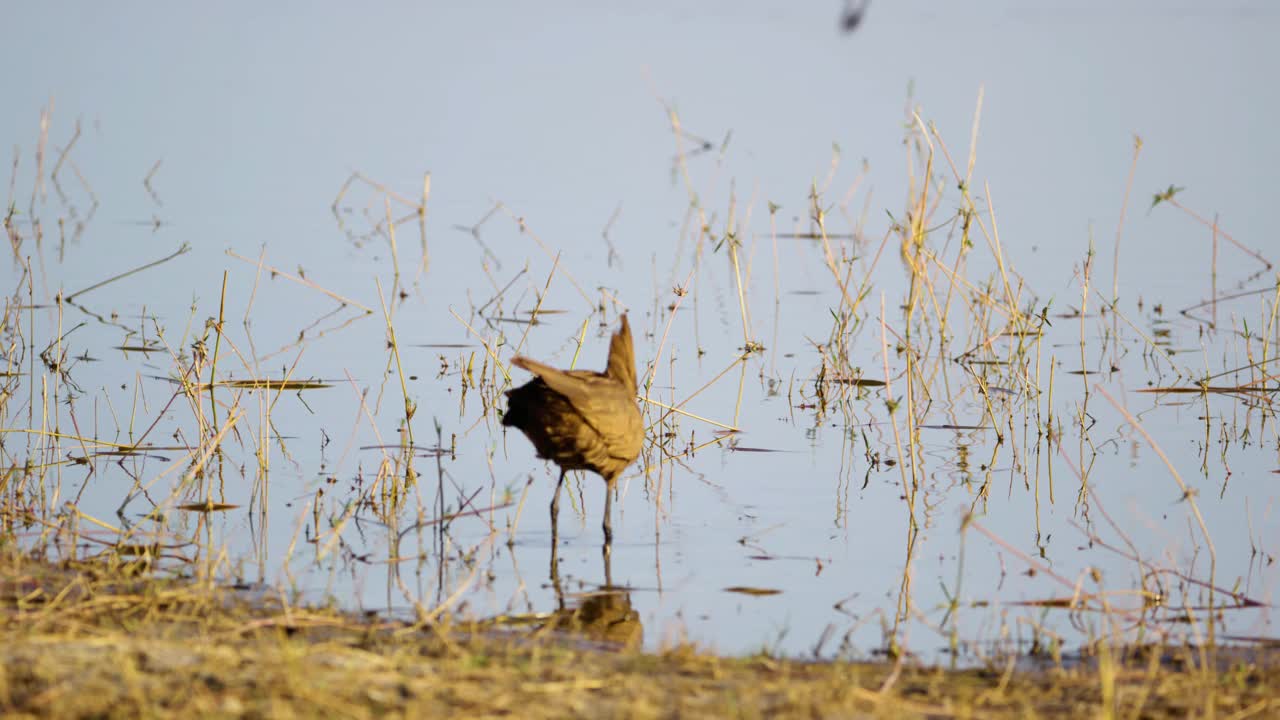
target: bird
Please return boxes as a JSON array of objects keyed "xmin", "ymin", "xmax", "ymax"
[
  {"xmin": 502, "ymin": 314, "xmax": 643, "ymax": 545},
  {"xmin": 839, "ymin": 0, "xmax": 870, "ymax": 33}
]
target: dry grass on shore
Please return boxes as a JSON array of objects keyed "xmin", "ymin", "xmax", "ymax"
[{"xmin": 0, "ymin": 550, "xmax": 1276, "ymax": 719}]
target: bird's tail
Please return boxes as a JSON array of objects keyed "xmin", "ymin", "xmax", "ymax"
[{"xmin": 606, "ymin": 314, "xmax": 638, "ymax": 395}]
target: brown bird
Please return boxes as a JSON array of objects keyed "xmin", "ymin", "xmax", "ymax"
[{"xmin": 502, "ymin": 314, "xmax": 643, "ymax": 544}]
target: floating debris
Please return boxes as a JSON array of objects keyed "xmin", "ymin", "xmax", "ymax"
[
  {"xmin": 176, "ymin": 502, "xmax": 241, "ymax": 513},
  {"xmin": 724, "ymin": 586, "xmax": 783, "ymax": 596}
]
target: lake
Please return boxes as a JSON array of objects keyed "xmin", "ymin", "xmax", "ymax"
[{"xmin": 2, "ymin": 0, "xmax": 1276, "ymax": 662}]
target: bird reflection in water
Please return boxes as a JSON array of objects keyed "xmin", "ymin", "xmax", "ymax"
[{"xmin": 546, "ymin": 537, "xmax": 642, "ymax": 649}]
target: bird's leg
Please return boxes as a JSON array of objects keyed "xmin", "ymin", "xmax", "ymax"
[
  {"xmin": 602, "ymin": 481, "xmax": 613, "ymax": 547},
  {"xmin": 550, "ymin": 469, "xmax": 566, "ymax": 538},
  {"xmin": 549, "ymin": 470, "xmax": 566, "ymax": 606}
]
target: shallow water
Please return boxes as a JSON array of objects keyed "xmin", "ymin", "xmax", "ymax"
[{"xmin": 2, "ymin": 1, "xmax": 1277, "ymax": 661}]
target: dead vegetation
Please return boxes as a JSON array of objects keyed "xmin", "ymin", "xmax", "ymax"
[{"xmin": 0, "ymin": 551, "xmax": 1276, "ymax": 719}]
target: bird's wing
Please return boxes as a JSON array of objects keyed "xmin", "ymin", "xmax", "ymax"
[
  {"xmin": 510, "ymin": 356, "xmax": 639, "ymax": 456},
  {"xmin": 510, "ymin": 357, "xmax": 598, "ymax": 408}
]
